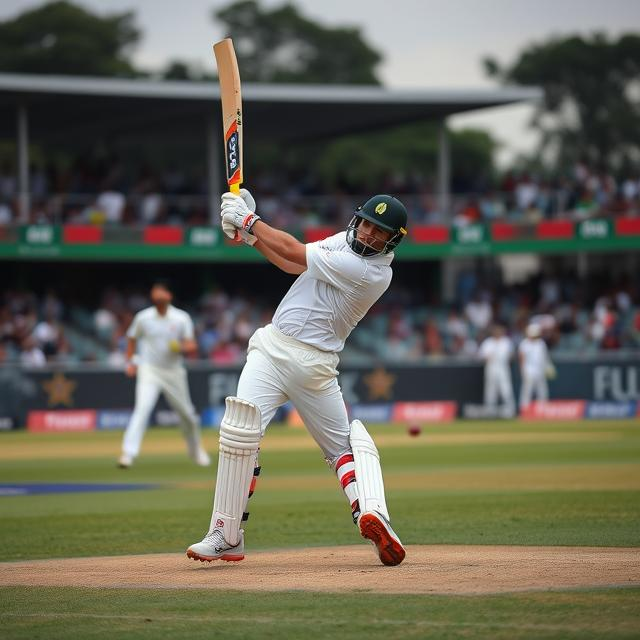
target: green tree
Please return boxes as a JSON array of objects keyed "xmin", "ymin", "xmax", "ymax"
[
  {"xmin": 0, "ymin": 0, "xmax": 141, "ymax": 76},
  {"xmin": 485, "ymin": 33, "xmax": 640, "ymax": 171},
  {"xmin": 214, "ymin": 0, "xmax": 382, "ymax": 84},
  {"xmin": 161, "ymin": 60, "xmax": 214, "ymax": 82},
  {"xmin": 313, "ymin": 124, "xmax": 496, "ymax": 191}
]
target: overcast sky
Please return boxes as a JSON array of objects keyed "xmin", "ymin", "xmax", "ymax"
[{"xmin": 3, "ymin": 0, "xmax": 639, "ymax": 165}]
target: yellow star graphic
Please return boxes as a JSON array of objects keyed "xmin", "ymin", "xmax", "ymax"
[
  {"xmin": 42, "ymin": 372, "xmax": 77, "ymax": 407},
  {"xmin": 363, "ymin": 367, "xmax": 396, "ymax": 401}
]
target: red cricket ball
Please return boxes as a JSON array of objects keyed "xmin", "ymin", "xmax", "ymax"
[{"xmin": 408, "ymin": 424, "xmax": 422, "ymax": 437}]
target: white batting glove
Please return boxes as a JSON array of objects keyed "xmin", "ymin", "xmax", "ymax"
[
  {"xmin": 221, "ymin": 213, "xmax": 239, "ymax": 240},
  {"xmin": 220, "ymin": 189, "xmax": 260, "ymax": 239},
  {"xmin": 221, "ymin": 209, "xmax": 260, "ymax": 239},
  {"xmin": 231, "ymin": 188, "xmax": 256, "ymax": 213},
  {"xmin": 220, "ymin": 189, "xmax": 257, "ymax": 217},
  {"xmin": 220, "ymin": 200, "xmax": 260, "ymax": 239},
  {"xmin": 237, "ymin": 229, "xmax": 257, "ymax": 246}
]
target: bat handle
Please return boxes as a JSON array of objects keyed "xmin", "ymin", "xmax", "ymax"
[{"xmin": 229, "ymin": 182, "xmax": 242, "ymax": 243}]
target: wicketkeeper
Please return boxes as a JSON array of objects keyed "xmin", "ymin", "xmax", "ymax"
[{"xmin": 187, "ymin": 191, "xmax": 408, "ymax": 566}]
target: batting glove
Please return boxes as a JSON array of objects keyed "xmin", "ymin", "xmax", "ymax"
[
  {"xmin": 220, "ymin": 189, "xmax": 260, "ymax": 239},
  {"xmin": 236, "ymin": 228, "xmax": 257, "ymax": 246},
  {"xmin": 221, "ymin": 188, "xmax": 256, "ymax": 213}
]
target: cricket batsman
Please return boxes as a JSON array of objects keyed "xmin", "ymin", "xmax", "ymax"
[
  {"xmin": 187, "ymin": 191, "xmax": 408, "ymax": 567},
  {"xmin": 118, "ymin": 280, "xmax": 210, "ymax": 469}
]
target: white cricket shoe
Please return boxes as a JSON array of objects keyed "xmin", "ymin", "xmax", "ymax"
[
  {"xmin": 118, "ymin": 453, "xmax": 133, "ymax": 469},
  {"xmin": 191, "ymin": 446, "xmax": 211, "ymax": 467},
  {"xmin": 358, "ymin": 511, "xmax": 406, "ymax": 566},
  {"xmin": 187, "ymin": 529, "xmax": 244, "ymax": 562}
]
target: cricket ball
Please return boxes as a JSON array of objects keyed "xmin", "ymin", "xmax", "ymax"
[{"xmin": 408, "ymin": 424, "xmax": 422, "ymax": 437}]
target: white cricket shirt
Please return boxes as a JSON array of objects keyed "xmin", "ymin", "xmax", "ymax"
[
  {"xmin": 518, "ymin": 338, "xmax": 549, "ymax": 378},
  {"xmin": 479, "ymin": 336, "xmax": 513, "ymax": 373},
  {"xmin": 272, "ymin": 231, "xmax": 393, "ymax": 353},
  {"xmin": 127, "ymin": 305, "xmax": 194, "ymax": 368}
]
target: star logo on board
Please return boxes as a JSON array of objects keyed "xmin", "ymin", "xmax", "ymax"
[
  {"xmin": 42, "ymin": 372, "xmax": 76, "ymax": 407},
  {"xmin": 363, "ymin": 367, "xmax": 395, "ymax": 400}
]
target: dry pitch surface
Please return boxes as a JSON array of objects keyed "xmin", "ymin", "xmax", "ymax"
[{"xmin": 1, "ymin": 545, "xmax": 638, "ymax": 595}]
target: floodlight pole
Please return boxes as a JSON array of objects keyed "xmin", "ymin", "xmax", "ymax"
[
  {"xmin": 206, "ymin": 119, "xmax": 222, "ymax": 225},
  {"xmin": 437, "ymin": 120, "xmax": 451, "ymax": 220},
  {"xmin": 17, "ymin": 104, "xmax": 30, "ymax": 223}
]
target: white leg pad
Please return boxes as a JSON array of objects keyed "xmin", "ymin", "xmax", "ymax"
[
  {"xmin": 349, "ymin": 419, "xmax": 390, "ymax": 521},
  {"xmin": 210, "ymin": 397, "xmax": 262, "ymax": 545}
]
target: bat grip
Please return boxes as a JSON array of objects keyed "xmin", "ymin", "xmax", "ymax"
[{"xmin": 227, "ymin": 183, "xmax": 242, "ymax": 243}]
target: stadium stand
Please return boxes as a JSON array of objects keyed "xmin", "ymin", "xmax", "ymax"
[
  {"xmin": 1, "ymin": 160, "xmax": 639, "ymax": 228},
  {"xmin": 2, "ymin": 272, "xmax": 638, "ymax": 366}
]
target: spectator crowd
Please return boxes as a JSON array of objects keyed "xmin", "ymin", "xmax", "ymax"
[
  {"xmin": 1, "ymin": 156, "xmax": 639, "ymax": 230},
  {"xmin": 2, "ymin": 272, "xmax": 639, "ymax": 368}
]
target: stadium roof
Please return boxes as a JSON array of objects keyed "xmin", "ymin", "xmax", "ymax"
[{"xmin": 0, "ymin": 73, "xmax": 542, "ymax": 141}]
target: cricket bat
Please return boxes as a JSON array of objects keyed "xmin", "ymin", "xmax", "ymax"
[{"xmin": 213, "ymin": 38, "xmax": 243, "ymax": 195}]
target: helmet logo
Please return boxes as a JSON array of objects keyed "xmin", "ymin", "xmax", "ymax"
[{"xmin": 375, "ymin": 202, "xmax": 387, "ymax": 214}]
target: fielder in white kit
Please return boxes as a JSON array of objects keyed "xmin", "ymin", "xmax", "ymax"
[
  {"xmin": 518, "ymin": 323, "xmax": 554, "ymax": 409},
  {"xmin": 119, "ymin": 281, "xmax": 210, "ymax": 468},
  {"xmin": 187, "ymin": 191, "xmax": 408, "ymax": 566},
  {"xmin": 478, "ymin": 325, "xmax": 515, "ymax": 415}
]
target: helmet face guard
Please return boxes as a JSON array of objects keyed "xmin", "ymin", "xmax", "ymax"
[{"xmin": 346, "ymin": 215, "xmax": 405, "ymax": 256}]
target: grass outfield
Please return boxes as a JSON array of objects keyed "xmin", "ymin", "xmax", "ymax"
[
  {"xmin": 2, "ymin": 587, "xmax": 639, "ymax": 639},
  {"xmin": 1, "ymin": 419, "xmax": 639, "ymax": 639}
]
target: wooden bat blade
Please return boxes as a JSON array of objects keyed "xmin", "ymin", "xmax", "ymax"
[{"xmin": 213, "ymin": 38, "xmax": 243, "ymax": 193}]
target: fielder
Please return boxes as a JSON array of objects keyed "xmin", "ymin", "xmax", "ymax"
[
  {"xmin": 187, "ymin": 191, "xmax": 408, "ymax": 566},
  {"xmin": 119, "ymin": 281, "xmax": 210, "ymax": 468},
  {"xmin": 478, "ymin": 325, "xmax": 515, "ymax": 415},
  {"xmin": 518, "ymin": 324, "xmax": 554, "ymax": 409}
]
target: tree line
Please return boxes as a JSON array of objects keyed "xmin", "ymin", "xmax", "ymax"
[{"xmin": 1, "ymin": 0, "xmax": 638, "ymax": 185}]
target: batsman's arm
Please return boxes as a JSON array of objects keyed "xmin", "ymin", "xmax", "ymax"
[
  {"xmin": 251, "ymin": 220, "xmax": 307, "ymax": 267},
  {"xmin": 253, "ymin": 237, "xmax": 306, "ymax": 275}
]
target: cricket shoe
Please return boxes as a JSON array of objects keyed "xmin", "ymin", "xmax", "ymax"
[
  {"xmin": 358, "ymin": 511, "xmax": 406, "ymax": 566},
  {"xmin": 186, "ymin": 529, "xmax": 244, "ymax": 563},
  {"xmin": 118, "ymin": 453, "xmax": 133, "ymax": 469}
]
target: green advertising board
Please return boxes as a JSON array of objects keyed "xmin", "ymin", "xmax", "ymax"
[
  {"xmin": 17, "ymin": 225, "xmax": 61, "ymax": 257},
  {"xmin": 451, "ymin": 224, "xmax": 491, "ymax": 255},
  {"xmin": 0, "ymin": 220, "xmax": 638, "ymax": 262},
  {"xmin": 187, "ymin": 226, "xmax": 221, "ymax": 248}
]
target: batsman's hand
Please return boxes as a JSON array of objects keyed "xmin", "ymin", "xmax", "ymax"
[
  {"xmin": 221, "ymin": 216, "xmax": 257, "ymax": 245},
  {"xmin": 220, "ymin": 189, "xmax": 260, "ymax": 240},
  {"xmin": 125, "ymin": 363, "xmax": 137, "ymax": 377},
  {"xmin": 237, "ymin": 229, "xmax": 257, "ymax": 246},
  {"xmin": 221, "ymin": 188, "xmax": 256, "ymax": 213}
]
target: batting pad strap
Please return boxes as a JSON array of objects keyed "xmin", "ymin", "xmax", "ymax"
[
  {"xmin": 349, "ymin": 419, "xmax": 390, "ymax": 521},
  {"xmin": 211, "ymin": 397, "xmax": 262, "ymax": 546}
]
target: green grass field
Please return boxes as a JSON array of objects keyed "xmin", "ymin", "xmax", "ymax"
[{"xmin": 1, "ymin": 420, "xmax": 639, "ymax": 639}]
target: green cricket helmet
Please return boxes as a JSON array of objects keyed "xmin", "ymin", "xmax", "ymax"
[{"xmin": 347, "ymin": 194, "xmax": 408, "ymax": 256}]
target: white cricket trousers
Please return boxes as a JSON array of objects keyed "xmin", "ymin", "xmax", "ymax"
[
  {"xmin": 122, "ymin": 363, "xmax": 202, "ymax": 458},
  {"xmin": 519, "ymin": 373, "xmax": 548, "ymax": 409},
  {"xmin": 236, "ymin": 324, "xmax": 350, "ymax": 464},
  {"xmin": 484, "ymin": 366, "xmax": 515, "ymax": 411}
]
